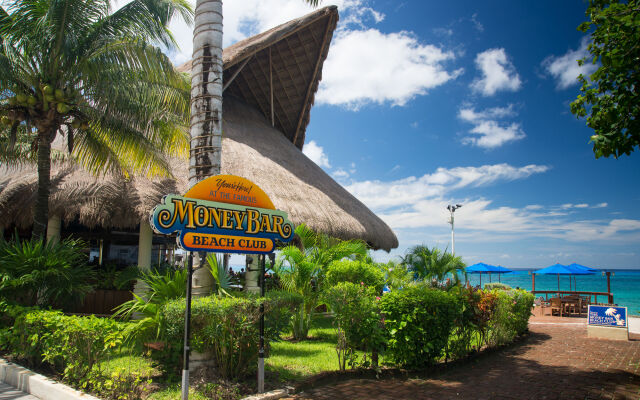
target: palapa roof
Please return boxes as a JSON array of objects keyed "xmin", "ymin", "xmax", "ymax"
[
  {"xmin": 178, "ymin": 5, "xmax": 338, "ymax": 149},
  {"xmin": 0, "ymin": 6, "xmax": 399, "ymax": 251}
]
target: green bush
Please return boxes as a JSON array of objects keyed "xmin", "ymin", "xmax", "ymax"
[
  {"xmin": 379, "ymin": 285, "xmax": 461, "ymax": 368},
  {"xmin": 0, "ymin": 238, "xmax": 95, "ymax": 309},
  {"xmin": 325, "ymin": 260, "xmax": 385, "ymax": 293},
  {"xmin": 161, "ymin": 294, "xmax": 297, "ymax": 379},
  {"xmin": 483, "ymin": 282, "xmax": 511, "ymax": 290},
  {"xmin": 264, "ymin": 290, "xmax": 304, "ymax": 341},
  {"xmin": 113, "ymin": 268, "xmax": 187, "ymax": 345},
  {"xmin": 322, "ymin": 282, "xmax": 385, "ymax": 370},
  {"xmin": 0, "ymin": 307, "xmax": 125, "ymax": 385}
]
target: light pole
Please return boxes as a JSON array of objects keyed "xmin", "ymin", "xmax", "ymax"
[{"xmin": 447, "ymin": 204, "xmax": 462, "ymax": 255}]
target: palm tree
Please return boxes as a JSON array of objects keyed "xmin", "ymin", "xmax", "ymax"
[
  {"xmin": 274, "ymin": 224, "xmax": 366, "ymax": 339},
  {"xmin": 0, "ymin": 0, "xmax": 192, "ymax": 239},
  {"xmin": 402, "ymin": 245, "xmax": 466, "ymax": 285}
]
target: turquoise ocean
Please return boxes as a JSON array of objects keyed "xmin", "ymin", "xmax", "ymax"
[{"xmin": 466, "ymin": 269, "xmax": 640, "ymax": 315}]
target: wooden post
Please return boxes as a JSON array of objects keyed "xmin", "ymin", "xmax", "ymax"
[
  {"xmin": 46, "ymin": 215, "xmax": 61, "ymax": 244},
  {"xmin": 137, "ymin": 220, "xmax": 153, "ymax": 271},
  {"xmin": 269, "ymin": 47, "xmax": 274, "ymax": 127},
  {"xmin": 532, "ymin": 273, "xmax": 536, "ymax": 292},
  {"xmin": 606, "ymin": 272, "xmax": 613, "ymax": 304}
]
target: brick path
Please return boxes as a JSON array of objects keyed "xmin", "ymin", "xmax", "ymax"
[{"xmin": 286, "ymin": 324, "xmax": 640, "ymax": 400}]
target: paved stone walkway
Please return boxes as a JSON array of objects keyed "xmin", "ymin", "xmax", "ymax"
[
  {"xmin": 0, "ymin": 383, "xmax": 39, "ymax": 400},
  {"xmin": 287, "ymin": 324, "xmax": 640, "ymax": 400}
]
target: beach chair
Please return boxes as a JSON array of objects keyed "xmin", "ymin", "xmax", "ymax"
[{"xmin": 550, "ymin": 297, "xmax": 562, "ymax": 317}]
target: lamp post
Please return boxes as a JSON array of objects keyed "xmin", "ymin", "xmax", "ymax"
[{"xmin": 447, "ymin": 204, "xmax": 462, "ymax": 255}]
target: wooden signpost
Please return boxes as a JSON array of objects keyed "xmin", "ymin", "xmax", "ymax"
[{"xmin": 150, "ymin": 175, "xmax": 294, "ymax": 398}]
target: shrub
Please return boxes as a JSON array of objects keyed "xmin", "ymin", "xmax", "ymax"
[
  {"xmin": 323, "ymin": 282, "xmax": 385, "ymax": 370},
  {"xmin": 161, "ymin": 294, "xmax": 296, "ymax": 379},
  {"xmin": 264, "ymin": 290, "xmax": 303, "ymax": 340},
  {"xmin": 0, "ymin": 238, "xmax": 95, "ymax": 309},
  {"xmin": 0, "ymin": 307, "xmax": 125, "ymax": 386},
  {"xmin": 325, "ymin": 260, "xmax": 385, "ymax": 293},
  {"xmin": 483, "ymin": 282, "xmax": 511, "ymax": 290},
  {"xmin": 113, "ymin": 268, "xmax": 187, "ymax": 345},
  {"xmin": 379, "ymin": 285, "xmax": 461, "ymax": 368}
]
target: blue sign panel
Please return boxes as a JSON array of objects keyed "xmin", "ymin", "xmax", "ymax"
[{"xmin": 588, "ymin": 305, "xmax": 627, "ymax": 328}]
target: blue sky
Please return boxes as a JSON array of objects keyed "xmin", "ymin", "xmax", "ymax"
[{"xmin": 163, "ymin": 0, "xmax": 640, "ymax": 269}]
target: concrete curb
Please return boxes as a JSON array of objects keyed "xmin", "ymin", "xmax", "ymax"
[
  {"xmin": 0, "ymin": 358, "xmax": 100, "ymax": 400},
  {"xmin": 241, "ymin": 386, "xmax": 294, "ymax": 400}
]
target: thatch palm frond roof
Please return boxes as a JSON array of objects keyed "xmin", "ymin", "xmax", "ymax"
[
  {"xmin": 178, "ymin": 5, "xmax": 338, "ymax": 149},
  {"xmin": 0, "ymin": 97, "xmax": 398, "ymax": 251}
]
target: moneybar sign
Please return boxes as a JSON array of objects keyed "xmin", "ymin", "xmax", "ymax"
[{"xmin": 150, "ymin": 175, "xmax": 294, "ymax": 253}]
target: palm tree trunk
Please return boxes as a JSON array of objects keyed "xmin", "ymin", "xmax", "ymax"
[
  {"xmin": 190, "ymin": 0, "xmax": 223, "ymax": 186},
  {"xmin": 32, "ymin": 132, "xmax": 52, "ymax": 239},
  {"xmin": 190, "ymin": 0, "xmax": 223, "ymax": 296}
]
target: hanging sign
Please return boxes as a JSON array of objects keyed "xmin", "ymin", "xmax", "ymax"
[{"xmin": 150, "ymin": 175, "xmax": 294, "ymax": 254}]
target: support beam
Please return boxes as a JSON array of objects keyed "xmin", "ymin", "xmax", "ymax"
[
  {"xmin": 137, "ymin": 219, "xmax": 153, "ymax": 271},
  {"xmin": 270, "ymin": 47, "xmax": 274, "ymax": 127},
  {"xmin": 245, "ymin": 255, "xmax": 260, "ymax": 293},
  {"xmin": 46, "ymin": 215, "xmax": 61, "ymax": 244},
  {"xmin": 192, "ymin": 252, "xmax": 214, "ymax": 297},
  {"xmin": 222, "ymin": 56, "xmax": 252, "ymax": 92},
  {"xmin": 293, "ymin": 14, "xmax": 334, "ymax": 147}
]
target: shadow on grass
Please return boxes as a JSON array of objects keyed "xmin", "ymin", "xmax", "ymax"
[{"xmin": 269, "ymin": 345, "xmax": 326, "ymax": 358}]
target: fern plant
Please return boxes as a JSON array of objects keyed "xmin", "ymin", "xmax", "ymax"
[{"xmin": 0, "ymin": 237, "xmax": 95, "ymax": 309}]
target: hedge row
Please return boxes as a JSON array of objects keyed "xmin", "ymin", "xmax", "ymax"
[
  {"xmin": 324, "ymin": 284, "xmax": 534, "ymax": 369},
  {"xmin": 0, "ymin": 290, "xmax": 302, "ymax": 388}
]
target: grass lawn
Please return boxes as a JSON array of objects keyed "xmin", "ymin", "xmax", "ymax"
[{"xmin": 266, "ymin": 314, "xmax": 360, "ymax": 382}]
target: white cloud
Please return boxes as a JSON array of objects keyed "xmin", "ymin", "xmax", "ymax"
[
  {"xmin": 302, "ymin": 140, "xmax": 330, "ymax": 168},
  {"xmin": 560, "ymin": 203, "xmax": 608, "ymax": 210},
  {"xmin": 342, "ymin": 166, "xmax": 640, "ymax": 245},
  {"xmin": 316, "ymin": 29, "xmax": 462, "ymax": 109},
  {"xmin": 542, "ymin": 38, "xmax": 598, "ymax": 89},
  {"xmin": 471, "ymin": 13, "xmax": 484, "ymax": 32},
  {"xmin": 332, "ymin": 168, "xmax": 350, "ymax": 180},
  {"xmin": 471, "ymin": 48, "xmax": 521, "ymax": 96},
  {"xmin": 458, "ymin": 105, "xmax": 525, "ymax": 148},
  {"xmin": 346, "ymin": 163, "xmax": 548, "ymax": 210}
]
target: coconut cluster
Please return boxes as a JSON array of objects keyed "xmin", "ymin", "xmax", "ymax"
[{"xmin": 1, "ymin": 84, "xmax": 87, "ymax": 129}]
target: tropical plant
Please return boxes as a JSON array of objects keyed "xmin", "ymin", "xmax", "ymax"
[
  {"xmin": 323, "ymin": 282, "xmax": 385, "ymax": 370},
  {"xmin": 206, "ymin": 253, "xmax": 234, "ymax": 296},
  {"xmin": 274, "ymin": 245, "xmax": 319, "ymax": 340},
  {"xmin": 570, "ymin": 0, "xmax": 640, "ymax": 158},
  {"xmin": 112, "ymin": 268, "xmax": 187, "ymax": 344},
  {"xmin": 401, "ymin": 245, "xmax": 466, "ymax": 285},
  {"xmin": 0, "ymin": 237, "xmax": 95, "ymax": 308},
  {"xmin": 275, "ymin": 224, "xmax": 367, "ymax": 339},
  {"xmin": 0, "ymin": 0, "xmax": 192, "ymax": 238},
  {"xmin": 325, "ymin": 259, "xmax": 385, "ymax": 293},
  {"xmin": 95, "ymin": 264, "xmax": 140, "ymax": 291},
  {"xmin": 377, "ymin": 259, "xmax": 413, "ymax": 291}
]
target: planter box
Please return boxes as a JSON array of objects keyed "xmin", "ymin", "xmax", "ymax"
[{"xmin": 70, "ymin": 289, "xmax": 133, "ymax": 315}]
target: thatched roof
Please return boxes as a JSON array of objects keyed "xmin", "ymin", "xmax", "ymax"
[
  {"xmin": 0, "ymin": 97, "xmax": 399, "ymax": 251},
  {"xmin": 178, "ymin": 5, "xmax": 338, "ymax": 149}
]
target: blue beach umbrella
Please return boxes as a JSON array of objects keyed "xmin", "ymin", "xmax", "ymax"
[
  {"xmin": 566, "ymin": 263, "xmax": 599, "ymax": 273},
  {"xmin": 535, "ymin": 263, "xmax": 594, "ymax": 291},
  {"xmin": 566, "ymin": 263, "xmax": 599, "ymax": 290},
  {"xmin": 466, "ymin": 263, "xmax": 512, "ymax": 285}
]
